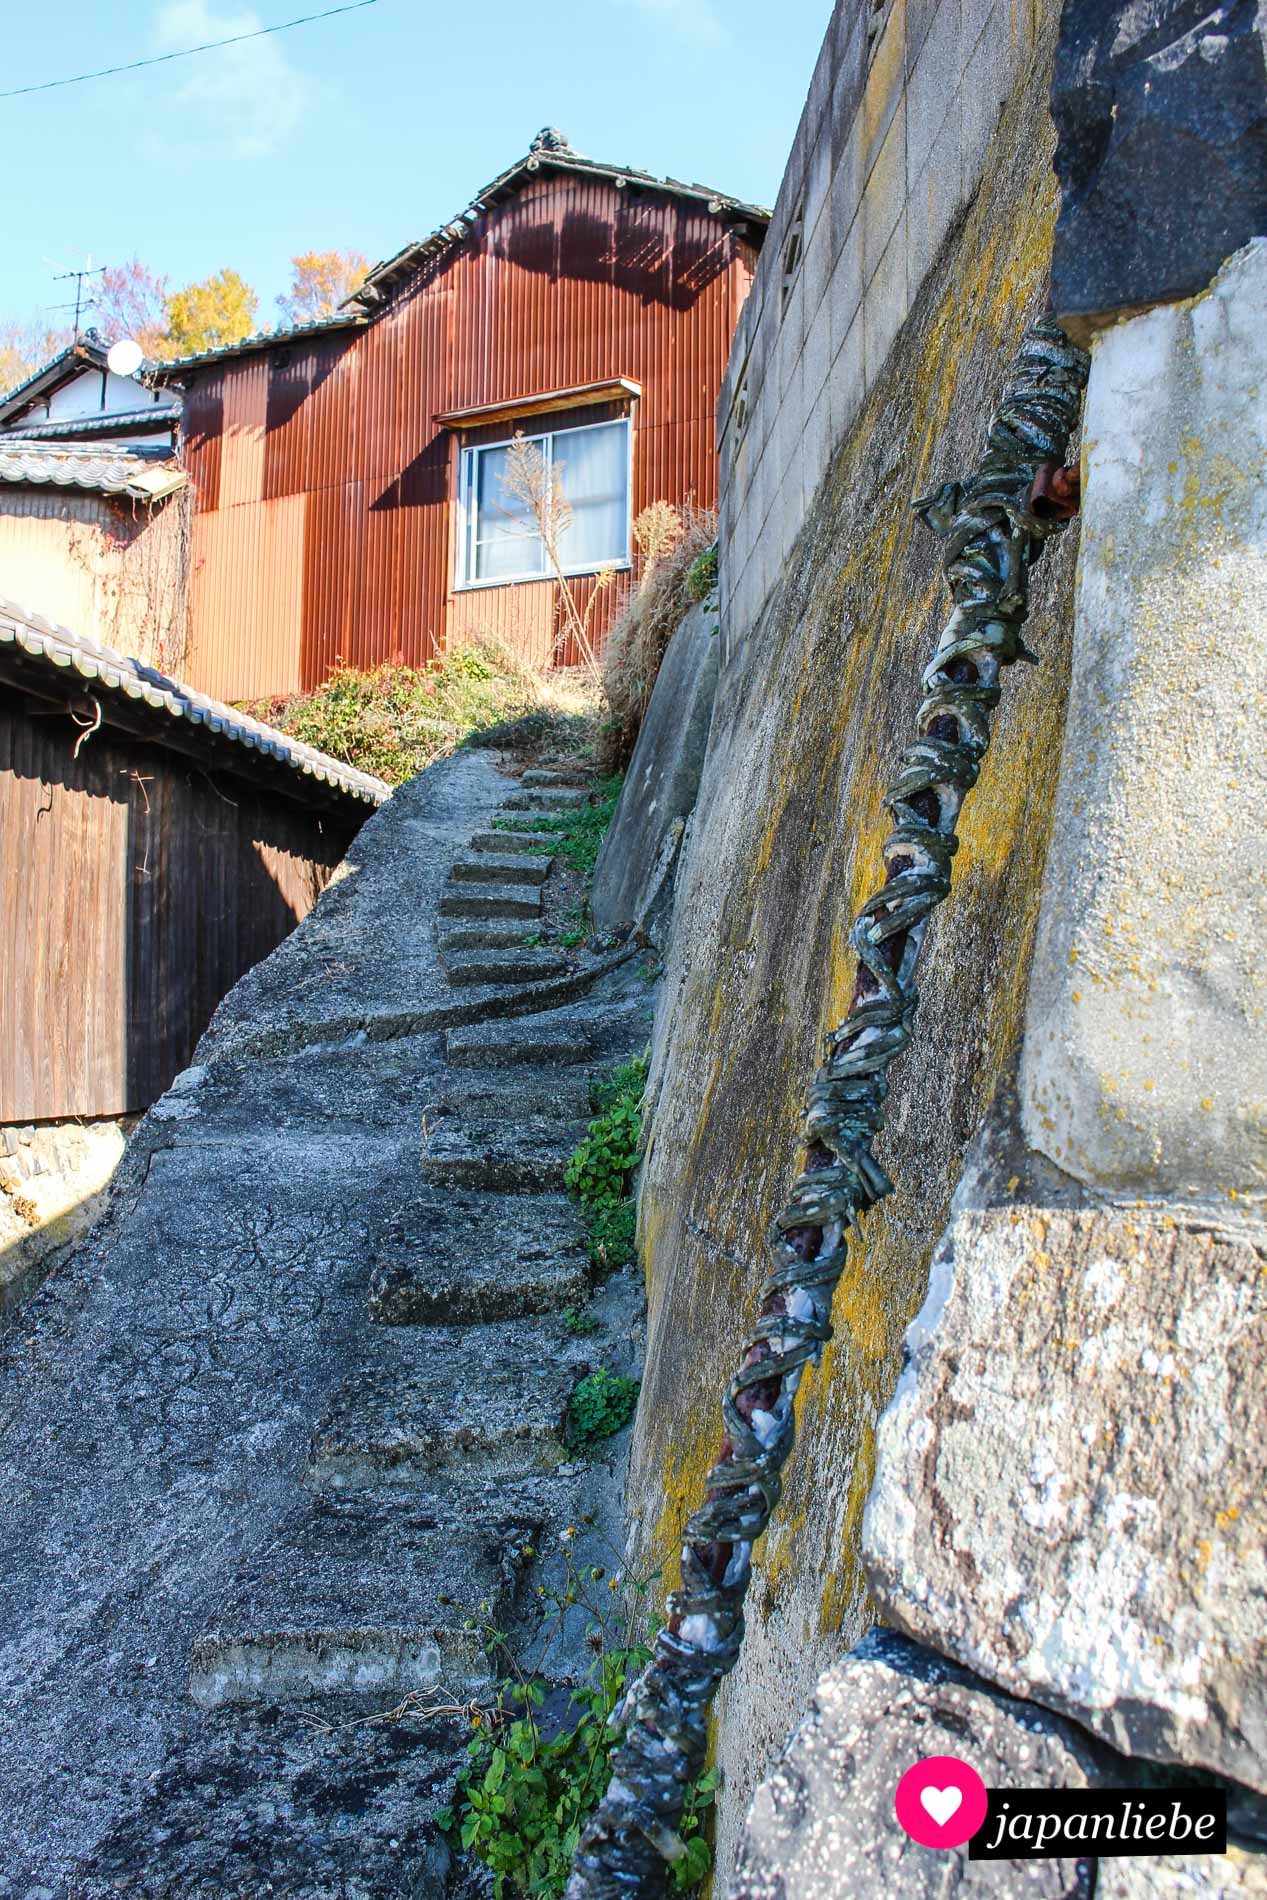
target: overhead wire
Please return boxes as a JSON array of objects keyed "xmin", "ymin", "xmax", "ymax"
[{"xmin": 0, "ymin": 0, "xmax": 380, "ymax": 101}]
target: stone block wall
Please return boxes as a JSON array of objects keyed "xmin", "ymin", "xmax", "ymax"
[{"xmin": 718, "ymin": 0, "xmax": 1048, "ymax": 669}]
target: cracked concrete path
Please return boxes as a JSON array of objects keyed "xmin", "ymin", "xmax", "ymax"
[{"xmin": 0, "ymin": 750, "xmax": 651, "ymax": 1898}]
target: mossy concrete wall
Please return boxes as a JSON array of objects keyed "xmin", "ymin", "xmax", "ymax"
[{"xmin": 625, "ymin": 0, "xmax": 1080, "ymax": 1879}]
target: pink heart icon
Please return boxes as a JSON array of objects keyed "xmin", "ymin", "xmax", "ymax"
[
  {"xmin": 920, "ymin": 1786, "xmax": 963, "ymax": 1827},
  {"xmin": 895, "ymin": 1755, "xmax": 988, "ymax": 1849}
]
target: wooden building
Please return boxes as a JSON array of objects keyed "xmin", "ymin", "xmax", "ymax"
[
  {"xmin": 0, "ymin": 598, "xmax": 386, "ymax": 1123},
  {"xmin": 157, "ymin": 129, "xmax": 767, "ymax": 702}
]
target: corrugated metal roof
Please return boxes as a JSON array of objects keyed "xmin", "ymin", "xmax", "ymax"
[
  {"xmin": 152, "ymin": 312, "xmax": 365, "ymax": 378},
  {"xmin": 353, "ymin": 128, "xmax": 770, "ymax": 306},
  {"xmin": 0, "ymin": 440, "xmax": 187, "ymax": 501},
  {"xmin": 0, "ymin": 596, "xmax": 390, "ymax": 808}
]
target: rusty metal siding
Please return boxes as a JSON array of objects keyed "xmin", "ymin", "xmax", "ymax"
[
  {"xmin": 0, "ymin": 702, "xmax": 360, "ymax": 1121},
  {"xmin": 180, "ymin": 176, "xmax": 757, "ymax": 698},
  {"xmin": 183, "ymin": 373, "xmax": 224, "ymax": 510}
]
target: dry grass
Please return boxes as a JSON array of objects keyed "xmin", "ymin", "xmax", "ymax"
[
  {"xmin": 247, "ymin": 637, "xmax": 602, "ymax": 787},
  {"xmin": 597, "ymin": 505, "xmax": 717, "ymax": 774}
]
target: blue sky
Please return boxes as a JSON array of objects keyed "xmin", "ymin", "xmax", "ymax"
[{"xmin": 5, "ymin": 0, "xmax": 830, "ymax": 334}]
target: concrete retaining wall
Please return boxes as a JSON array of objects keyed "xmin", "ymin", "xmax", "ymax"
[{"xmin": 625, "ymin": 2, "xmax": 1081, "ymax": 1878}]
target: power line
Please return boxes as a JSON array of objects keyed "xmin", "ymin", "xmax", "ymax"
[{"xmin": 0, "ymin": 0, "xmax": 380, "ymax": 101}]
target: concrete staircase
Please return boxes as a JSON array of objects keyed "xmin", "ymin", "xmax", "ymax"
[{"xmin": 0, "ymin": 753, "xmax": 650, "ymax": 1899}]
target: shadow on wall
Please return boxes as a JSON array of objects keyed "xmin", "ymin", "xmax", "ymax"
[{"xmin": 0, "ymin": 704, "xmax": 352, "ymax": 1123}]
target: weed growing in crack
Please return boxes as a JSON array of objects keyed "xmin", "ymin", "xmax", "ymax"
[
  {"xmin": 582, "ymin": 1200, "xmax": 636, "ymax": 1272},
  {"xmin": 493, "ymin": 776, "xmax": 624, "ymax": 880},
  {"xmin": 562, "ymin": 1306, "xmax": 600, "ymax": 1337},
  {"xmin": 566, "ymin": 1056, "xmax": 646, "ymax": 1206},
  {"xmin": 567, "ymin": 1368, "xmax": 640, "ymax": 1449},
  {"xmin": 437, "ymin": 1537, "xmax": 717, "ymax": 1898},
  {"xmin": 565, "ymin": 1053, "xmax": 647, "ymax": 1271}
]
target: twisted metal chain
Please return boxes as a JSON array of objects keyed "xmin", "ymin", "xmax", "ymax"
[{"xmin": 565, "ymin": 318, "xmax": 1090, "ymax": 1900}]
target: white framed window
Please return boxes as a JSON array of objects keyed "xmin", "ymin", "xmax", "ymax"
[{"xmin": 457, "ymin": 416, "xmax": 631, "ymax": 588}]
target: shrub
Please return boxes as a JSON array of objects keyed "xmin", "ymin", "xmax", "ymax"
[
  {"xmin": 597, "ymin": 506, "xmax": 717, "ymax": 775},
  {"xmin": 685, "ymin": 544, "xmax": 718, "ymax": 601},
  {"xmin": 247, "ymin": 640, "xmax": 597, "ymax": 787}
]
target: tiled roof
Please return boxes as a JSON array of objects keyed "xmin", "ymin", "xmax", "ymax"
[
  {"xmin": 354, "ymin": 129, "xmax": 771, "ymax": 306},
  {"xmin": 2, "ymin": 406, "xmax": 182, "ymax": 442},
  {"xmin": 0, "ymin": 440, "xmax": 186, "ymax": 501},
  {"xmin": 0, "ymin": 598, "xmax": 390, "ymax": 809},
  {"xmin": 151, "ymin": 312, "xmax": 364, "ymax": 378},
  {"xmin": 0, "ymin": 335, "xmax": 111, "ymax": 420}
]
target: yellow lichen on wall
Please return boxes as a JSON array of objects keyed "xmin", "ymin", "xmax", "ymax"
[{"xmin": 626, "ymin": 8, "xmax": 1084, "ymax": 1880}]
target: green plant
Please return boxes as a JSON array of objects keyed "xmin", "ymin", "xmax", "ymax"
[
  {"xmin": 584, "ymin": 1199, "xmax": 636, "ymax": 1272},
  {"xmin": 562, "ymin": 1306, "xmax": 599, "ymax": 1337},
  {"xmin": 684, "ymin": 544, "xmax": 718, "ymax": 601},
  {"xmin": 565, "ymin": 1055, "xmax": 647, "ymax": 1208},
  {"xmin": 437, "ymin": 1543, "xmax": 716, "ymax": 1897},
  {"xmin": 495, "ymin": 776, "xmax": 624, "ymax": 881},
  {"xmin": 589, "ymin": 1054, "xmax": 648, "ymax": 1117},
  {"xmin": 248, "ymin": 642, "xmax": 597, "ymax": 787},
  {"xmin": 568, "ymin": 1368, "xmax": 640, "ymax": 1449},
  {"xmin": 564, "ymin": 1054, "xmax": 647, "ymax": 1272}
]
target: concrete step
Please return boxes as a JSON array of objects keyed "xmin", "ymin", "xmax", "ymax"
[
  {"xmin": 429, "ymin": 1068, "xmax": 593, "ymax": 1122},
  {"xmin": 501, "ymin": 788, "xmax": 586, "ymax": 812},
  {"xmin": 306, "ymin": 1352, "xmax": 576, "ymax": 1491},
  {"xmin": 368, "ymin": 1188, "xmax": 591, "ymax": 1326},
  {"xmin": 442, "ymin": 946, "xmax": 570, "ymax": 989},
  {"xmin": 438, "ymin": 883, "xmax": 542, "ymax": 921},
  {"xmin": 521, "ymin": 769, "xmax": 581, "ymax": 788},
  {"xmin": 190, "ymin": 1494, "xmax": 535, "ymax": 1707},
  {"xmin": 450, "ymin": 852, "xmax": 552, "ymax": 888},
  {"xmin": 447, "ymin": 1015, "xmax": 593, "ymax": 1069},
  {"xmin": 469, "ymin": 827, "xmax": 559, "ymax": 855},
  {"xmin": 439, "ymin": 919, "xmax": 543, "ymax": 952},
  {"xmin": 420, "ymin": 1115, "xmax": 579, "ymax": 1191}
]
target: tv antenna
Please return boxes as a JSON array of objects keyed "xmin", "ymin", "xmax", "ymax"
[{"xmin": 53, "ymin": 258, "xmax": 106, "ymax": 339}]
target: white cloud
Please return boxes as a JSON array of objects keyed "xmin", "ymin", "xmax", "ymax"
[
  {"xmin": 152, "ymin": 2, "xmax": 309, "ymax": 159},
  {"xmin": 619, "ymin": 0, "xmax": 730, "ymax": 48}
]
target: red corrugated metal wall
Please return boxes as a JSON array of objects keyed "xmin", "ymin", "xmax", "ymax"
[{"xmin": 181, "ymin": 175, "xmax": 758, "ymax": 701}]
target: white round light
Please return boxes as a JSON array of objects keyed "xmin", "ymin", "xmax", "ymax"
[{"xmin": 106, "ymin": 337, "xmax": 144, "ymax": 377}]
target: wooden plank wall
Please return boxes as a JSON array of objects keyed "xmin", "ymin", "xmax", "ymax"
[{"xmin": 0, "ymin": 705, "xmax": 361, "ymax": 1121}]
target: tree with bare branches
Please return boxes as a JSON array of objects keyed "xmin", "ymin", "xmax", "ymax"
[{"xmin": 498, "ymin": 434, "xmax": 617, "ymax": 680}]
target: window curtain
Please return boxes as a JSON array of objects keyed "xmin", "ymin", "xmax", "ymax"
[{"xmin": 553, "ymin": 422, "xmax": 628, "ymax": 568}]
